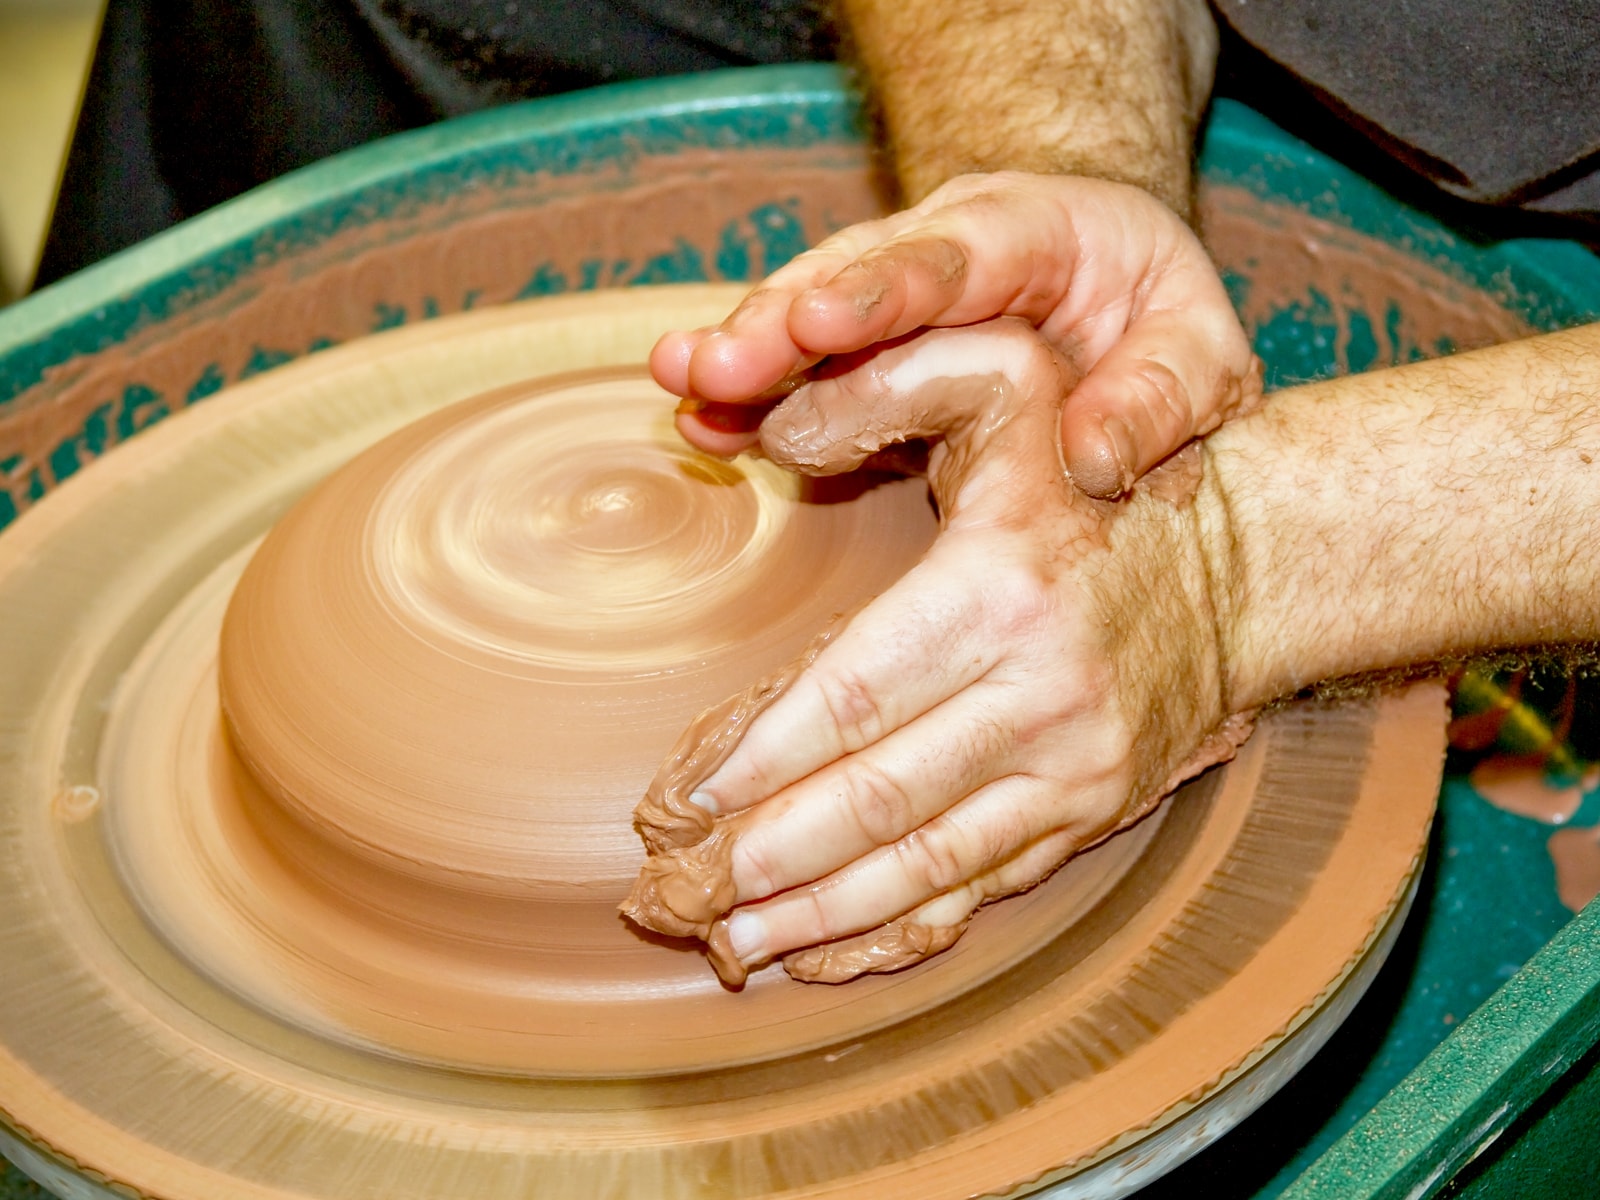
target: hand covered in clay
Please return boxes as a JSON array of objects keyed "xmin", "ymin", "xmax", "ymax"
[
  {"xmin": 623, "ymin": 320, "xmax": 1256, "ymax": 985},
  {"xmin": 652, "ymin": 172, "xmax": 1261, "ymax": 498}
]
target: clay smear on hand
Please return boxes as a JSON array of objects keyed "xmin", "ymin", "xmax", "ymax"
[
  {"xmin": 620, "ymin": 616, "xmax": 851, "ymax": 950},
  {"xmin": 782, "ymin": 919, "xmax": 969, "ymax": 984}
]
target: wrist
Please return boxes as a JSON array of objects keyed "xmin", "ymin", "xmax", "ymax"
[
  {"xmin": 1097, "ymin": 473, "xmax": 1238, "ymax": 796},
  {"xmin": 1188, "ymin": 446, "xmax": 1249, "ymax": 716},
  {"xmin": 839, "ymin": 0, "xmax": 1218, "ymax": 216},
  {"xmin": 1190, "ymin": 327, "xmax": 1600, "ymax": 711}
]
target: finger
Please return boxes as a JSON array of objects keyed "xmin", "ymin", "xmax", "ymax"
[
  {"xmin": 680, "ymin": 219, "xmax": 904, "ymax": 402},
  {"xmin": 681, "ymin": 176, "xmax": 1096, "ymax": 405},
  {"xmin": 1059, "ymin": 308, "xmax": 1262, "ymax": 499},
  {"xmin": 657, "ymin": 330, "xmax": 779, "ymax": 456},
  {"xmin": 783, "ymin": 235, "xmax": 979, "ymax": 350},
  {"xmin": 648, "ymin": 326, "xmax": 710, "ymax": 399},
  {"xmin": 781, "ymin": 172, "xmax": 1139, "ymax": 356},
  {"xmin": 672, "ymin": 399, "xmax": 773, "ymax": 459},
  {"xmin": 690, "ymin": 542, "xmax": 993, "ymax": 817},
  {"xmin": 783, "ymin": 205, "xmax": 1075, "ymax": 355},
  {"xmin": 779, "ymin": 830, "xmax": 1077, "ymax": 983},
  {"xmin": 718, "ymin": 684, "xmax": 1022, "ymax": 903},
  {"xmin": 722, "ymin": 774, "xmax": 1089, "ymax": 969},
  {"xmin": 757, "ymin": 320, "xmax": 1068, "ymax": 476}
]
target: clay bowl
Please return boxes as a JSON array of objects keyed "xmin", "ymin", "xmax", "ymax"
[{"xmin": 0, "ymin": 283, "xmax": 1443, "ymax": 1200}]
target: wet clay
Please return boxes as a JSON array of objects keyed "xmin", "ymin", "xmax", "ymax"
[
  {"xmin": 218, "ymin": 365, "xmax": 938, "ymax": 960},
  {"xmin": 783, "ymin": 918, "xmax": 969, "ymax": 984},
  {"xmin": 1200, "ymin": 189, "xmax": 1529, "ymax": 375},
  {"xmin": 0, "ymin": 289, "xmax": 1447, "ymax": 1200},
  {"xmin": 1548, "ymin": 825, "xmax": 1600, "ymax": 912},
  {"xmin": 1470, "ymin": 759, "xmax": 1598, "ymax": 825}
]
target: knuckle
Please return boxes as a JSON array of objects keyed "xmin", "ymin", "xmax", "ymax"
[
  {"xmin": 789, "ymin": 887, "xmax": 837, "ymax": 946},
  {"xmin": 902, "ymin": 821, "xmax": 971, "ymax": 895},
  {"xmin": 1125, "ymin": 357, "xmax": 1195, "ymax": 436},
  {"xmin": 963, "ymin": 708, "xmax": 1019, "ymax": 774},
  {"xmin": 988, "ymin": 830, "xmax": 1079, "ymax": 898},
  {"xmin": 809, "ymin": 221, "xmax": 890, "ymax": 263},
  {"xmin": 840, "ymin": 758, "xmax": 920, "ymax": 846},
  {"xmin": 725, "ymin": 286, "xmax": 784, "ymax": 327},
  {"xmin": 1086, "ymin": 720, "xmax": 1138, "ymax": 781},
  {"xmin": 899, "ymin": 235, "xmax": 969, "ymax": 289},
  {"xmin": 730, "ymin": 834, "xmax": 783, "ymax": 900},
  {"xmin": 815, "ymin": 666, "xmax": 891, "ymax": 748},
  {"xmin": 985, "ymin": 561, "xmax": 1060, "ymax": 639}
]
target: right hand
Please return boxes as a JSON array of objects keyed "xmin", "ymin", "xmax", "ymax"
[
  {"xmin": 626, "ymin": 320, "xmax": 1247, "ymax": 985},
  {"xmin": 652, "ymin": 171, "xmax": 1261, "ymax": 498}
]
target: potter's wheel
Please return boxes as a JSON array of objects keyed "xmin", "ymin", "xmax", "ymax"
[{"xmin": 0, "ymin": 285, "xmax": 1442, "ymax": 1199}]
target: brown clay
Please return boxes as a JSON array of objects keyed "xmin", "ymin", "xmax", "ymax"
[
  {"xmin": 783, "ymin": 918, "xmax": 970, "ymax": 984},
  {"xmin": 1549, "ymin": 825, "xmax": 1600, "ymax": 912},
  {"xmin": 215, "ymin": 361, "xmax": 938, "ymax": 1032},
  {"xmin": 0, "ymin": 288, "xmax": 1447, "ymax": 1200},
  {"xmin": 1200, "ymin": 189, "xmax": 1529, "ymax": 374},
  {"xmin": 1470, "ymin": 759, "xmax": 1596, "ymax": 825}
]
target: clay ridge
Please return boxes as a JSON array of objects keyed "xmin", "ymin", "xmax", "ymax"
[{"xmin": 619, "ymin": 614, "xmax": 856, "ymax": 949}]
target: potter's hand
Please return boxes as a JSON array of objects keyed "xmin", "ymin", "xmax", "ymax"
[
  {"xmin": 623, "ymin": 319, "xmax": 1253, "ymax": 985},
  {"xmin": 651, "ymin": 172, "xmax": 1261, "ymax": 499}
]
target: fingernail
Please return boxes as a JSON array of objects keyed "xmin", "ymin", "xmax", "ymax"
[
  {"xmin": 699, "ymin": 330, "xmax": 734, "ymax": 362},
  {"xmin": 726, "ymin": 910, "xmax": 766, "ymax": 964},
  {"xmin": 1068, "ymin": 417, "xmax": 1134, "ymax": 499},
  {"xmin": 1102, "ymin": 416, "xmax": 1137, "ymax": 493},
  {"xmin": 688, "ymin": 788, "xmax": 718, "ymax": 813}
]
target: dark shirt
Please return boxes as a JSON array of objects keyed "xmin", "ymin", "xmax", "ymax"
[
  {"xmin": 38, "ymin": 0, "xmax": 834, "ymax": 285},
  {"xmin": 35, "ymin": 0, "xmax": 1600, "ymax": 287}
]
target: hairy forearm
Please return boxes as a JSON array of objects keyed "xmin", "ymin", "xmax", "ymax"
[
  {"xmin": 836, "ymin": 0, "xmax": 1217, "ymax": 216},
  {"xmin": 1198, "ymin": 325, "xmax": 1600, "ymax": 710}
]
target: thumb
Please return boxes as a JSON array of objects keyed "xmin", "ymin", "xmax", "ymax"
[
  {"xmin": 757, "ymin": 320, "xmax": 1072, "ymax": 485},
  {"xmin": 1059, "ymin": 310, "xmax": 1263, "ymax": 498}
]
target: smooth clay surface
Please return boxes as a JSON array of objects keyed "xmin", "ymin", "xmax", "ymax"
[
  {"xmin": 211, "ymin": 363, "xmax": 973, "ymax": 1063},
  {"xmin": 0, "ymin": 288, "xmax": 1445, "ymax": 1200}
]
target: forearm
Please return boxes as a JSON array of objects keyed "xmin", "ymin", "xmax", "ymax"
[
  {"xmin": 836, "ymin": 0, "xmax": 1217, "ymax": 215},
  {"xmin": 1200, "ymin": 325, "xmax": 1600, "ymax": 710}
]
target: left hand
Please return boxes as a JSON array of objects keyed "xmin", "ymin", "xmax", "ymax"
[
  {"xmin": 650, "ymin": 172, "xmax": 1261, "ymax": 499},
  {"xmin": 623, "ymin": 319, "xmax": 1251, "ymax": 985}
]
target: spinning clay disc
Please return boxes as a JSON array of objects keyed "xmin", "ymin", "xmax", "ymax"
[{"xmin": 0, "ymin": 286, "xmax": 1442, "ymax": 1200}]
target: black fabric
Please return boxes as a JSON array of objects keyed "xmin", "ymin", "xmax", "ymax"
[
  {"xmin": 1212, "ymin": 0, "xmax": 1600, "ymax": 211},
  {"xmin": 35, "ymin": 0, "xmax": 1600, "ymax": 288},
  {"xmin": 36, "ymin": 0, "xmax": 182, "ymax": 284},
  {"xmin": 349, "ymin": 0, "xmax": 836, "ymax": 115},
  {"xmin": 36, "ymin": 0, "xmax": 836, "ymax": 287}
]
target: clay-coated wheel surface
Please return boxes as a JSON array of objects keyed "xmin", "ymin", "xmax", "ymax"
[{"xmin": 0, "ymin": 286, "xmax": 1443, "ymax": 1199}]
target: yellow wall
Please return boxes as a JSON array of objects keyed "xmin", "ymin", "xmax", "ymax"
[{"xmin": 0, "ymin": 0, "xmax": 104, "ymax": 303}]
